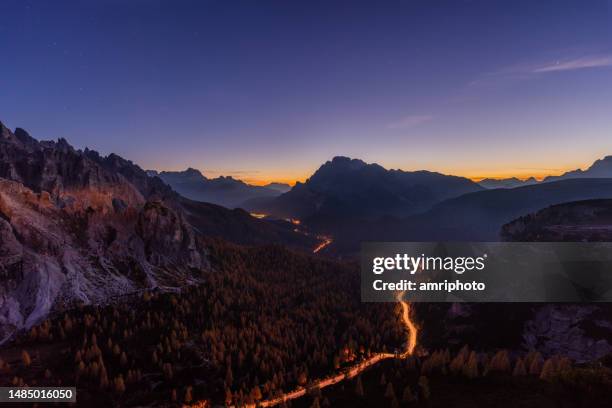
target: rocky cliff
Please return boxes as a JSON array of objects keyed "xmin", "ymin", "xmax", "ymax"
[{"xmin": 0, "ymin": 122, "xmax": 313, "ymax": 343}]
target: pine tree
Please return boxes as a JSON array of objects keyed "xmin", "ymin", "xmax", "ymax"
[
  {"xmin": 114, "ymin": 375, "xmax": 126, "ymax": 394},
  {"xmin": 487, "ymin": 350, "xmax": 511, "ymax": 374},
  {"xmin": 450, "ymin": 348, "xmax": 467, "ymax": 375},
  {"xmin": 528, "ymin": 355, "xmax": 542, "ymax": 376},
  {"xmin": 384, "ymin": 382, "xmax": 396, "ymax": 400},
  {"xmin": 21, "ymin": 350, "xmax": 32, "ymax": 367},
  {"xmin": 540, "ymin": 359, "xmax": 556, "ymax": 381},
  {"xmin": 251, "ymin": 385, "xmax": 262, "ymax": 401},
  {"xmin": 463, "ymin": 351, "xmax": 479, "ymax": 378},
  {"xmin": 354, "ymin": 376, "xmax": 364, "ymax": 397},
  {"xmin": 225, "ymin": 388, "xmax": 233, "ymax": 406},
  {"xmin": 120, "ymin": 352, "xmax": 128, "ymax": 366},
  {"xmin": 99, "ymin": 367, "xmax": 109, "ymax": 389},
  {"xmin": 297, "ymin": 372, "xmax": 308, "ymax": 386},
  {"xmin": 185, "ymin": 386, "xmax": 193, "ymax": 403},
  {"xmin": 380, "ymin": 373, "xmax": 387, "ymax": 386},
  {"xmin": 402, "ymin": 385, "xmax": 415, "ymax": 402},
  {"xmin": 418, "ymin": 376, "xmax": 430, "ymax": 400},
  {"xmin": 163, "ymin": 363, "xmax": 173, "ymax": 380},
  {"xmin": 226, "ymin": 365, "xmax": 234, "ymax": 386},
  {"xmin": 512, "ymin": 357, "xmax": 527, "ymax": 376}
]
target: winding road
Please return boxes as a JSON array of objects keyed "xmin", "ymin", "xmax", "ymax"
[{"xmin": 236, "ymin": 291, "xmax": 417, "ymax": 408}]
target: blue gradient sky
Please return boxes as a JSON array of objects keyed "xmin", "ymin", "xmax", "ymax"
[{"xmin": 1, "ymin": 0, "xmax": 611, "ymax": 184}]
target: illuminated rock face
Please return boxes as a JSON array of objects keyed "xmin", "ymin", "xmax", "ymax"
[{"xmin": 0, "ymin": 122, "xmax": 207, "ymax": 343}]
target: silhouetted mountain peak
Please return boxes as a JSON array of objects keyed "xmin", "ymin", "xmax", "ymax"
[
  {"xmin": 184, "ymin": 167, "xmax": 207, "ymax": 180},
  {"xmin": 544, "ymin": 155, "xmax": 612, "ymax": 182},
  {"xmin": 329, "ymin": 155, "xmax": 367, "ymax": 167},
  {"xmin": 258, "ymin": 156, "xmax": 483, "ymax": 220},
  {"xmin": 264, "ymin": 182, "xmax": 291, "ymax": 193},
  {"xmin": 588, "ymin": 155, "xmax": 612, "ymax": 173},
  {"xmin": 307, "ymin": 156, "xmax": 386, "ymax": 189}
]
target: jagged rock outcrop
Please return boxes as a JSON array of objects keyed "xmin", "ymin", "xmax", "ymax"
[{"xmin": 0, "ymin": 122, "xmax": 207, "ymax": 343}]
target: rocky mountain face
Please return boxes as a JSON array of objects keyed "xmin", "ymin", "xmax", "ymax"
[
  {"xmin": 0, "ymin": 122, "xmax": 313, "ymax": 343},
  {"xmin": 255, "ymin": 156, "xmax": 483, "ymax": 221},
  {"xmin": 505, "ymin": 200, "xmax": 612, "ymax": 362},
  {"xmin": 0, "ymin": 122, "xmax": 206, "ymax": 342},
  {"xmin": 155, "ymin": 168, "xmax": 282, "ymax": 209}
]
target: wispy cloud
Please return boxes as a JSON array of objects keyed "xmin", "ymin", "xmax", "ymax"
[
  {"xmin": 387, "ymin": 115, "xmax": 433, "ymax": 129},
  {"xmin": 462, "ymin": 53, "xmax": 612, "ymax": 97},
  {"xmin": 531, "ymin": 55, "xmax": 612, "ymax": 73}
]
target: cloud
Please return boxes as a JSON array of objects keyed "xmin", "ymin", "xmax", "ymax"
[
  {"xmin": 531, "ymin": 55, "xmax": 612, "ymax": 73},
  {"xmin": 387, "ymin": 115, "xmax": 433, "ymax": 129},
  {"xmin": 462, "ymin": 53, "xmax": 612, "ymax": 96}
]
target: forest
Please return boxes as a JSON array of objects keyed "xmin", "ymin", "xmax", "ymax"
[{"xmin": 0, "ymin": 240, "xmax": 405, "ymax": 406}]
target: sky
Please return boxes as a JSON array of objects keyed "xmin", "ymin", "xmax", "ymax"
[{"xmin": 1, "ymin": 0, "xmax": 612, "ymax": 185}]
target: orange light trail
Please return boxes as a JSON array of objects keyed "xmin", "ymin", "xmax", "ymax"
[{"xmin": 207, "ymin": 290, "xmax": 418, "ymax": 408}]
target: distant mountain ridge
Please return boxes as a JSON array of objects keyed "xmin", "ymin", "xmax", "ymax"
[
  {"xmin": 403, "ymin": 178, "xmax": 612, "ymax": 241},
  {"xmin": 479, "ymin": 156, "xmax": 612, "ymax": 189},
  {"xmin": 152, "ymin": 168, "xmax": 286, "ymax": 209},
  {"xmin": 320, "ymin": 178, "xmax": 612, "ymax": 254},
  {"xmin": 544, "ymin": 155, "xmax": 612, "ymax": 182},
  {"xmin": 478, "ymin": 177, "xmax": 538, "ymax": 189},
  {"xmin": 254, "ymin": 156, "xmax": 484, "ymax": 221}
]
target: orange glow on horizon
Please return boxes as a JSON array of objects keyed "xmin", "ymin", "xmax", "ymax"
[
  {"xmin": 235, "ymin": 163, "xmax": 585, "ymax": 186},
  {"xmin": 238, "ymin": 171, "xmax": 564, "ymax": 186},
  {"xmin": 155, "ymin": 161, "xmax": 591, "ymax": 188}
]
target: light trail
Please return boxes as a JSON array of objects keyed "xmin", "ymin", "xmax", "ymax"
[
  {"xmin": 312, "ymin": 236, "xmax": 333, "ymax": 253},
  {"xmin": 201, "ymin": 291, "xmax": 417, "ymax": 408}
]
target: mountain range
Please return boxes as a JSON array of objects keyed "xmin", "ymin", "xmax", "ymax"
[
  {"xmin": 3, "ymin": 119, "xmax": 612, "ymax": 342},
  {"xmin": 478, "ymin": 177, "xmax": 538, "ymax": 189},
  {"xmin": 150, "ymin": 168, "xmax": 290, "ymax": 209},
  {"xmin": 310, "ymin": 177, "xmax": 612, "ymax": 253},
  {"xmin": 478, "ymin": 156, "xmax": 612, "ymax": 189}
]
